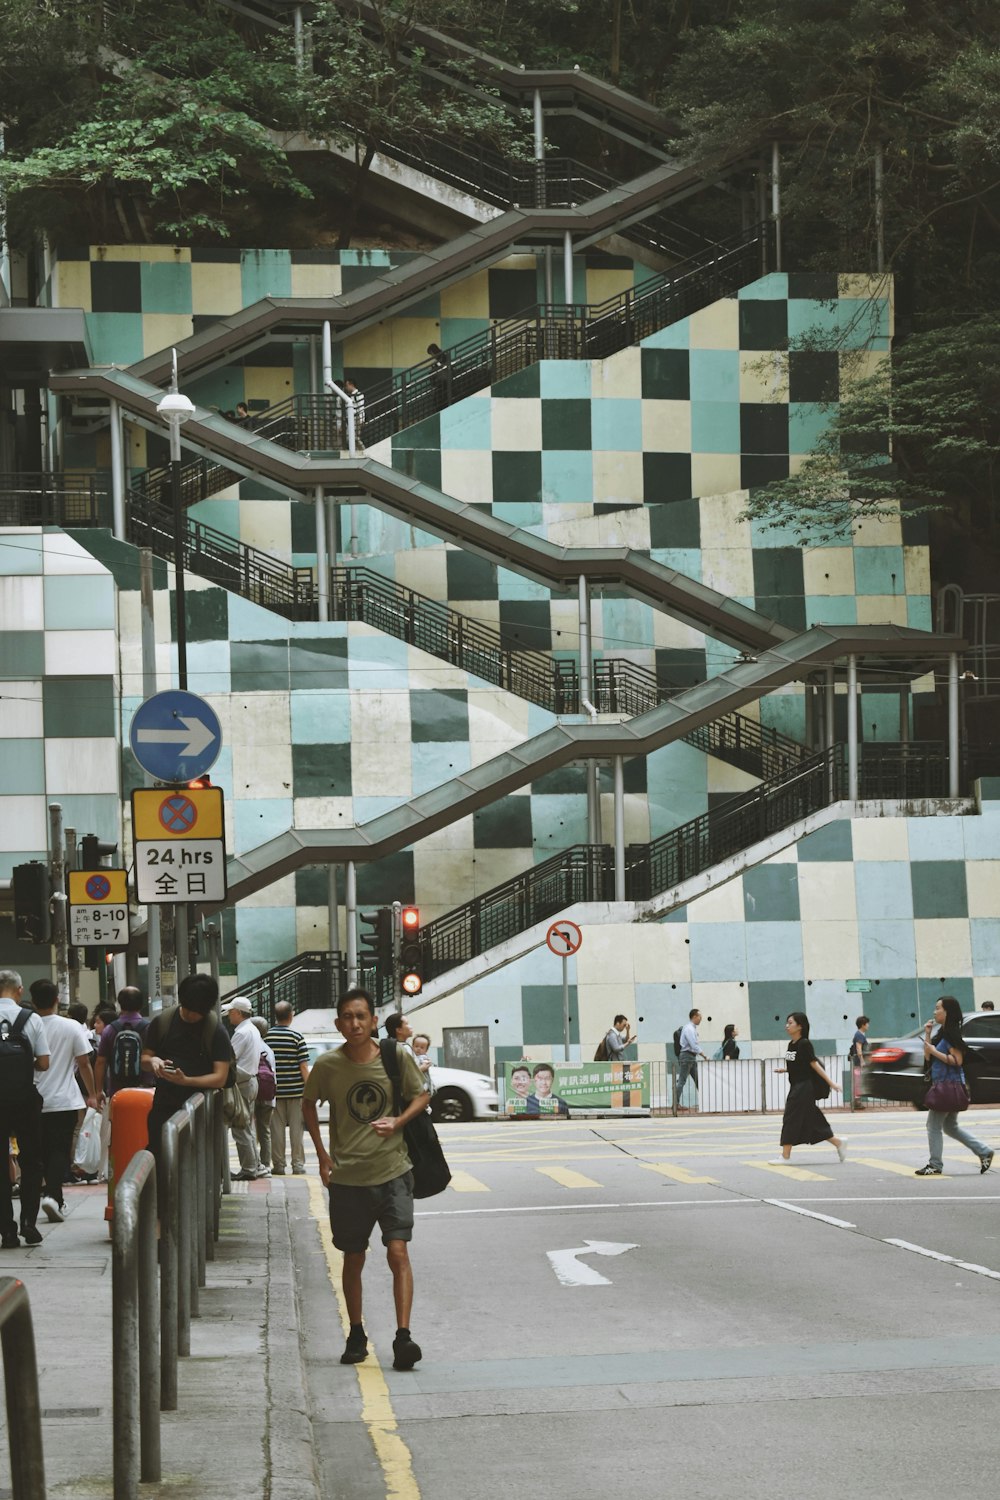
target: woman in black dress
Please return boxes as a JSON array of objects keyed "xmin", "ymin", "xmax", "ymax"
[
  {"xmin": 771, "ymin": 1012, "xmax": 847, "ymax": 1165},
  {"xmin": 721, "ymin": 1024, "xmax": 740, "ymax": 1061}
]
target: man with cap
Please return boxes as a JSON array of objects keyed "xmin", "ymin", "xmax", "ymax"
[{"xmin": 223, "ymin": 997, "xmax": 268, "ymax": 1179}]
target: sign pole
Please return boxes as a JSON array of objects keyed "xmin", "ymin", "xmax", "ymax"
[
  {"xmin": 562, "ymin": 953, "xmax": 570, "ymax": 1061},
  {"xmin": 140, "ymin": 550, "xmax": 163, "ymax": 1010}
]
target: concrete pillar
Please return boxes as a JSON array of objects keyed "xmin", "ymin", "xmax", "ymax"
[
  {"xmin": 345, "ymin": 861, "xmax": 357, "ymax": 987},
  {"xmin": 314, "ymin": 486, "xmax": 328, "ymax": 622},
  {"xmin": 613, "ymin": 756, "xmax": 626, "ymax": 901},
  {"xmin": 948, "ymin": 652, "xmax": 960, "ymax": 797},
  {"xmin": 110, "ymin": 398, "xmax": 126, "ymax": 541},
  {"xmin": 847, "ymin": 655, "xmax": 858, "ymax": 800}
]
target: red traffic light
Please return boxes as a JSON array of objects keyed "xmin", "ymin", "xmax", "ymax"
[
  {"xmin": 187, "ymin": 774, "xmax": 212, "ymax": 788},
  {"xmin": 401, "ymin": 905, "xmax": 419, "ymax": 930}
]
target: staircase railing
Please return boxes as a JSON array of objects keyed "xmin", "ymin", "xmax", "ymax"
[
  {"xmin": 224, "ymin": 950, "xmax": 376, "ymax": 1023},
  {"xmin": 0, "ymin": 472, "xmax": 105, "ymax": 527}
]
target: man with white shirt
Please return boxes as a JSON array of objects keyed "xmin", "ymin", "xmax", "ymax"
[
  {"xmin": 677, "ymin": 1007, "xmax": 710, "ymax": 1104},
  {"xmin": 0, "ymin": 969, "xmax": 50, "ymax": 1248},
  {"xmin": 223, "ymin": 998, "xmax": 268, "ymax": 1180},
  {"xmin": 29, "ymin": 979, "xmax": 97, "ymax": 1223}
]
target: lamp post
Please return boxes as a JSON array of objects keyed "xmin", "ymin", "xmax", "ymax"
[{"xmin": 156, "ymin": 359, "xmax": 195, "ymax": 689}]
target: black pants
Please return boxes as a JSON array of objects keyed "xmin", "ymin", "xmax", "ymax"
[
  {"xmin": 0, "ymin": 1093, "xmax": 43, "ymax": 1235},
  {"xmin": 40, "ymin": 1109, "xmax": 78, "ymax": 1206}
]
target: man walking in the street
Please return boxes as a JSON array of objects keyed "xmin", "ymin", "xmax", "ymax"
[
  {"xmin": 677, "ymin": 1007, "xmax": 710, "ymax": 1105},
  {"xmin": 29, "ymin": 979, "xmax": 97, "ymax": 1223},
  {"xmin": 223, "ymin": 997, "xmax": 268, "ymax": 1179},
  {"xmin": 268, "ymin": 1002, "xmax": 310, "ymax": 1176},
  {"xmin": 605, "ymin": 1014, "xmax": 635, "ymax": 1061},
  {"xmin": 302, "ymin": 987, "xmax": 429, "ymax": 1371},
  {"xmin": 0, "ymin": 970, "xmax": 49, "ymax": 1247}
]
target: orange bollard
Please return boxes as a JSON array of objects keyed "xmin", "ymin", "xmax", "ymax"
[{"xmin": 105, "ymin": 1088, "xmax": 155, "ymax": 1227}]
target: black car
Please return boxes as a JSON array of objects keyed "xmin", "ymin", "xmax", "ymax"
[{"xmin": 862, "ymin": 1011, "xmax": 1000, "ymax": 1105}]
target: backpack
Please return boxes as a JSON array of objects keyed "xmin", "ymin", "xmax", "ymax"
[
  {"xmin": 379, "ymin": 1040, "xmax": 451, "ymax": 1198},
  {"xmin": 0, "ymin": 1009, "xmax": 36, "ymax": 1104},
  {"xmin": 110, "ymin": 1017, "xmax": 148, "ymax": 1084},
  {"xmin": 145, "ymin": 1007, "xmax": 237, "ymax": 1089},
  {"xmin": 594, "ymin": 1037, "xmax": 610, "ymax": 1062},
  {"xmin": 673, "ymin": 1026, "xmax": 683, "ymax": 1060},
  {"xmin": 256, "ymin": 1051, "xmax": 276, "ymax": 1103}
]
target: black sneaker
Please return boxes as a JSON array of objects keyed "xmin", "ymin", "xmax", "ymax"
[
  {"xmin": 1, "ymin": 1232, "xmax": 18, "ymax": 1250},
  {"xmin": 980, "ymin": 1151, "xmax": 994, "ymax": 1175},
  {"xmin": 340, "ymin": 1329, "xmax": 368, "ymax": 1365},
  {"xmin": 392, "ymin": 1333, "xmax": 422, "ymax": 1372},
  {"xmin": 21, "ymin": 1226, "xmax": 42, "ymax": 1246},
  {"xmin": 915, "ymin": 1164, "xmax": 942, "ymax": 1176}
]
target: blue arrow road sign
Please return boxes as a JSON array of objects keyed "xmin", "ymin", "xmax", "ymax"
[{"xmin": 129, "ymin": 690, "xmax": 222, "ymax": 783}]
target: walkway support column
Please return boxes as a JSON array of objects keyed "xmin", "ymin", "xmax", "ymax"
[
  {"xmin": 328, "ymin": 867, "xmax": 339, "ymax": 958},
  {"xmin": 110, "ymin": 398, "xmax": 126, "ymax": 541},
  {"xmin": 847, "ymin": 655, "xmax": 858, "ymax": 801},
  {"xmin": 563, "ymin": 231, "xmax": 574, "ymax": 307},
  {"xmin": 771, "ymin": 140, "xmax": 782, "ymax": 272},
  {"xmin": 613, "ymin": 756, "xmax": 626, "ymax": 901},
  {"xmin": 948, "ymin": 652, "xmax": 960, "ymax": 797},
  {"xmin": 345, "ymin": 861, "xmax": 357, "ymax": 987},
  {"xmin": 314, "ymin": 486, "xmax": 329, "ymax": 622},
  {"xmin": 578, "ymin": 576, "xmax": 592, "ymax": 710},
  {"xmin": 322, "ymin": 321, "xmax": 333, "ymax": 392}
]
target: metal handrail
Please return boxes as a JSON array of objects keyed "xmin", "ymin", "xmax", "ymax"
[
  {"xmin": 113, "ymin": 1150, "xmax": 160, "ymax": 1499},
  {"xmin": 0, "ymin": 1277, "xmax": 46, "ymax": 1500}
]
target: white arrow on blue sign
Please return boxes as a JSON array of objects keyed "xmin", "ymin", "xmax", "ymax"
[{"xmin": 129, "ymin": 690, "xmax": 222, "ymax": 784}]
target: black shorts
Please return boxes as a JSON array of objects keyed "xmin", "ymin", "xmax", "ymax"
[{"xmin": 328, "ymin": 1170, "xmax": 414, "ymax": 1254}]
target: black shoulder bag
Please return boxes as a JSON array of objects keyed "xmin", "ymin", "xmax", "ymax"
[{"xmin": 379, "ymin": 1040, "xmax": 452, "ymax": 1199}]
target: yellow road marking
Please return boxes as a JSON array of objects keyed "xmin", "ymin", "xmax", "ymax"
[
  {"xmin": 852, "ymin": 1156, "xmax": 948, "ymax": 1178},
  {"xmin": 746, "ymin": 1161, "xmax": 832, "ymax": 1181},
  {"xmin": 535, "ymin": 1166, "xmax": 602, "ymax": 1189},
  {"xmin": 308, "ymin": 1177, "xmax": 421, "ymax": 1500},
  {"xmin": 637, "ymin": 1162, "xmax": 718, "ymax": 1185},
  {"xmin": 447, "ymin": 1171, "xmax": 490, "ymax": 1193}
]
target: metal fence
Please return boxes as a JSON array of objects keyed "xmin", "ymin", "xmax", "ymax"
[
  {"xmin": 112, "ymin": 1091, "xmax": 224, "ymax": 1500},
  {"xmin": 0, "ymin": 1277, "xmax": 46, "ymax": 1500}
]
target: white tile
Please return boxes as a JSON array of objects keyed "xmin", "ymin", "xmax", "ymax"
[
  {"xmin": 797, "ymin": 862, "xmax": 857, "ymax": 923},
  {"xmin": 686, "ymin": 877, "xmax": 744, "ymax": 923},
  {"xmin": 966, "ymin": 862, "xmax": 1000, "ymax": 920},
  {"xmin": 231, "ymin": 740, "xmax": 292, "ymax": 799},
  {"xmin": 690, "ymin": 982, "xmax": 751, "ymax": 1036},
  {"xmin": 914, "ymin": 919, "xmax": 972, "ymax": 978},
  {"xmin": 0, "ymin": 795, "xmax": 49, "ymax": 850},
  {"xmin": 42, "ymin": 533, "xmax": 108, "ymax": 575},
  {"xmin": 851, "ymin": 817, "xmax": 909, "ymax": 861},
  {"xmin": 0, "ymin": 680, "xmax": 43, "ymax": 737},
  {"xmin": 351, "ymin": 739, "xmax": 411, "ymax": 798},
  {"xmin": 44, "ymin": 738, "xmax": 120, "ymax": 794},
  {"xmin": 0, "ymin": 577, "xmax": 44, "ymax": 631},
  {"xmin": 800, "ymin": 920, "xmax": 861, "ymax": 980},
  {"xmin": 491, "ymin": 398, "xmax": 541, "ymax": 450},
  {"xmin": 44, "ymin": 630, "xmax": 117, "ymax": 676}
]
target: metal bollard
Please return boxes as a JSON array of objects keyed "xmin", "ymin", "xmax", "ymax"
[
  {"xmin": 0, "ymin": 1277, "xmax": 47, "ymax": 1500},
  {"xmin": 158, "ymin": 1115, "xmax": 181, "ymax": 1409},
  {"xmin": 204, "ymin": 1092, "xmax": 216, "ymax": 1262},
  {"xmin": 185, "ymin": 1095, "xmax": 207, "ymax": 1289},
  {"xmin": 113, "ymin": 1150, "xmax": 161, "ymax": 1499}
]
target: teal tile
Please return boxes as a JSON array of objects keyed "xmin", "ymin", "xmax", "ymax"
[
  {"xmin": 140, "ymin": 260, "xmax": 193, "ymax": 314},
  {"xmin": 228, "ymin": 594, "xmax": 291, "ymax": 640},
  {"xmin": 396, "ymin": 291, "xmax": 440, "ymax": 319},
  {"xmin": 412, "ymin": 741, "xmax": 471, "ymax": 795},
  {"xmin": 971, "ymin": 919, "xmax": 1000, "ymax": 976},
  {"xmin": 393, "ymin": 448, "xmax": 441, "ymax": 489},
  {"xmin": 863, "ymin": 977, "xmax": 920, "ymax": 1034},
  {"xmin": 292, "ymin": 742, "xmax": 352, "ymax": 797},
  {"xmin": 235, "ymin": 904, "xmax": 297, "ymax": 962},
  {"xmin": 289, "ymin": 637, "xmax": 348, "ymax": 692},
  {"xmin": 601, "ymin": 597, "xmax": 653, "ymax": 648},
  {"xmin": 391, "ymin": 413, "xmax": 441, "ymax": 451},
  {"xmin": 241, "ymin": 249, "xmax": 292, "ymax": 302},
  {"xmin": 691, "ymin": 400, "xmax": 740, "ymax": 453},
  {"xmin": 855, "ymin": 862, "xmax": 913, "ymax": 918},
  {"xmin": 188, "ymin": 498, "xmax": 241, "ymax": 538},
  {"xmin": 183, "ymin": 587, "xmax": 229, "ymax": 643},
  {"xmin": 0, "ymin": 535, "xmax": 43, "ymax": 575},
  {"xmin": 591, "ymin": 399, "xmax": 642, "ymax": 451},
  {"xmin": 641, "ymin": 348, "xmax": 689, "ymax": 399},
  {"xmin": 797, "ymin": 821, "xmax": 853, "ymax": 861},
  {"xmin": 688, "ymin": 923, "xmax": 745, "ymax": 982},
  {"xmin": 497, "ymin": 569, "xmax": 549, "ymax": 602},
  {"xmin": 839, "ymin": 296, "xmax": 889, "ymax": 347},
  {"xmin": 746, "ymin": 922, "xmax": 802, "ymax": 979},
  {"xmin": 531, "ymin": 793, "xmax": 587, "ymax": 848},
  {"xmin": 907, "ymin": 819, "xmax": 965, "ymax": 862},
  {"xmin": 2, "ymin": 740, "xmax": 45, "ymax": 793},
  {"xmin": 690, "ymin": 349, "xmax": 739, "ymax": 401},
  {"xmin": 493, "ymin": 501, "xmax": 543, "ymax": 527},
  {"xmin": 438, "ymin": 317, "xmax": 489, "ymax": 350},
  {"xmin": 43, "ymin": 676, "xmax": 113, "ymax": 736},
  {"xmin": 410, "ymin": 689, "xmax": 469, "ymax": 743},
  {"xmin": 53, "ymin": 794, "xmax": 120, "ymax": 844},
  {"xmin": 539, "ymin": 361, "xmax": 591, "ymax": 399},
  {"xmin": 787, "ymin": 298, "xmax": 840, "ymax": 344},
  {"xmin": 234, "ymin": 797, "xmax": 293, "ymax": 854},
  {"xmin": 743, "ymin": 865, "xmax": 800, "ymax": 921},
  {"xmin": 650, "ymin": 547, "xmax": 701, "ymax": 580},
  {"xmin": 231, "ymin": 641, "xmax": 289, "ymax": 693},
  {"xmin": 186, "ymin": 641, "xmax": 231, "ymax": 694},
  {"xmin": 911, "ymin": 861, "xmax": 967, "ymax": 919},
  {"xmin": 643, "ymin": 317, "xmax": 690, "ymax": 349},
  {"xmin": 474, "ymin": 795, "xmax": 531, "ymax": 848},
  {"xmin": 907, "ymin": 596, "xmax": 932, "ymax": 630},
  {"xmin": 788, "ymin": 401, "xmax": 831, "ymax": 454},
  {"xmin": 522, "ymin": 984, "xmax": 579, "ymax": 1046},
  {"xmin": 440, "ymin": 398, "xmax": 491, "ymax": 450},
  {"xmin": 84, "ymin": 312, "xmax": 144, "ymax": 365},
  {"xmin": 347, "ymin": 634, "xmax": 409, "ymax": 692},
  {"xmin": 541, "ymin": 450, "xmax": 592, "ymax": 503},
  {"xmin": 739, "ymin": 273, "xmax": 788, "ymax": 300},
  {"xmin": 854, "ymin": 546, "xmax": 904, "ymax": 595},
  {"xmin": 806, "ymin": 596, "xmax": 857, "ymax": 626},
  {"xmin": 356, "ymin": 850, "xmax": 414, "ymax": 904},
  {"xmin": 0, "ymin": 632, "xmax": 44, "ymax": 678}
]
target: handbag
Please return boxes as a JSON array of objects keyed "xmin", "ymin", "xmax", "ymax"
[
  {"xmin": 73, "ymin": 1106, "xmax": 103, "ymax": 1176},
  {"xmin": 924, "ymin": 1076, "xmax": 969, "ymax": 1113},
  {"xmin": 223, "ymin": 1083, "xmax": 250, "ymax": 1129},
  {"xmin": 379, "ymin": 1040, "xmax": 451, "ymax": 1199}
]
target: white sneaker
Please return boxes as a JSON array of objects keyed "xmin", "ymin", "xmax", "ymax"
[
  {"xmin": 41, "ymin": 1196, "xmax": 64, "ymax": 1222},
  {"xmin": 836, "ymin": 1138, "xmax": 849, "ymax": 1162},
  {"xmin": 767, "ymin": 1158, "xmax": 792, "ymax": 1166},
  {"xmin": 254, "ymin": 1166, "xmax": 272, "ymax": 1178}
]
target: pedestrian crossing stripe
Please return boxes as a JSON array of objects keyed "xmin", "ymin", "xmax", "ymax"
[
  {"xmin": 851, "ymin": 1156, "xmax": 949, "ymax": 1178},
  {"xmin": 638, "ymin": 1163, "xmax": 718, "ymax": 1186},
  {"xmin": 447, "ymin": 1171, "xmax": 490, "ymax": 1193},
  {"xmin": 536, "ymin": 1166, "xmax": 602, "ymax": 1189},
  {"xmin": 745, "ymin": 1161, "xmax": 832, "ymax": 1181}
]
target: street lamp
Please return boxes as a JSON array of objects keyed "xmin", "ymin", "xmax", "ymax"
[{"xmin": 156, "ymin": 360, "xmax": 195, "ymax": 689}]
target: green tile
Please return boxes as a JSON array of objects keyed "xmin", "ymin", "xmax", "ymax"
[
  {"xmin": 230, "ymin": 641, "xmax": 290, "ymax": 693},
  {"xmin": 410, "ymin": 689, "xmax": 469, "ymax": 744},
  {"xmin": 493, "ymin": 364, "xmax": 540, "ymax": 398},
  {"xmin": 391, "ymin": 414, "xmax": 440, "ymax": 450},
  {"xmin": 295, "ymin": 866, "xmax": 329, "ymax": 906},
  {"xmin": 289, "ymin": 637, "xmax": 348, "ymax": 692},
  {"xmin": 356, "ymin": 851, "xmax": 414, "ymax": 905},
  {"xmin": 445, "ymin": 552, "xmax": 497, "ymax": 601},
  {"xmin": 796, "ymin": 822, "xmax": 854, "ymax": 862},
  {"xmin": 182, "ymin": 587, "xmax": 229, "ymax": 644},
  {"xmin": 67, "ymin": 529, "xmax": 168, "ymax": 595},
  {"xmin": 393, "ymin": 448, "xmax": 441, "ymax": 489},
  {"xmin": 911, "ymin": 861, "xmax": 968, "ymax": 919},
  {"xmin": 2, "ymin": 740, "xmax": 45, "ymax": 793},
  {"xmin": 473, "ymin": 795, "xmax": 532, "ymax": 848},
  {"xmin": 43, "ymin": 676, "xmax": 114, "ymax": 737},
  {"xmin": 0, "ymin": 632, "xmax": 44, "ymax": 678},
  {"xmin": 492, "ymin": 451, "xmax": 542, "ymax": 506},
  {"xmin": 84, "ymin": 312, "xmax": 144, "ymax": 365},
  {"xmin": 743, "ymin": 865, "xmax": 800, "ymax": 921},
  {"xmin": 292, "ymin": 741, "xmax": 352, "ymax": 797},
  {"xmin": 522, "ymin": 984, "xmax": 579, "ymax": 1046},
  {"xmin": 541, "ymin": 399, "xmax": 591, "ymax": 450},
  {"xmin": 747, "ymin": 981, "xmax": 806, "ymax": 1038}
]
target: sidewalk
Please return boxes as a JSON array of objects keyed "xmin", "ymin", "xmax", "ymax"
[{"xmin": 0, "ymin": 1174, "xmax": 321, "ymax": 1499}]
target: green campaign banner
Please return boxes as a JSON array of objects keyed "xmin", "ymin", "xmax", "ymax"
[{"xmin": 505, "ymin": 1060, "xmax": 648, "ymax": 1114}]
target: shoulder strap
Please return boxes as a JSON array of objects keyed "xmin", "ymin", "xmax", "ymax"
[
  {"xmin": 379, "ymin": 1038, "xmax": 403, "ymax": 1113},
  {"xmin": 201, "ymin": 1011, "xmax": 219, "ymax": 1054},
  {"xmin": 11, "ymin": 1008, "xmax": 31, "ymax": 1041},
  {"xmin": 145, "ymin": 1007, "xmax": 178, "ymax": 1054}
]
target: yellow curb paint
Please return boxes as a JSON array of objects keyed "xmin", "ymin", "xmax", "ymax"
[
  {"xmin": 535, "ymin": 1166, "xmax": 602, "ymax": 1189},
  {"xmin": 446, "ymin": 1171, "xmax": 490, "ymax": 1193},
  {"xmin": 745, "ymin": 1161, "xmax": 831, "ymax": 1181},
  {"xmin": 307, "ymin": 1177, "xmax": 421, "ymax": 1500},
  {"xmin": 637, "ymin": 1162, "xmax": 718, "ymax": 1186},
  {"xmin": 853, "ymin": 1156, "xmax": 949, "ymax": 1178}
]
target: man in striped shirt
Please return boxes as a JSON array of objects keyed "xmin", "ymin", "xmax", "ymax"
[{"xmin": 268, "ymin": 1003, "xmax": 311, "ymax": 1175}]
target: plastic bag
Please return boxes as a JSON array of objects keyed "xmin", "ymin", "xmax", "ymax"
[{"xmin": 73, "ymin": 1106, "xmax": 103, "ymax": 1176}]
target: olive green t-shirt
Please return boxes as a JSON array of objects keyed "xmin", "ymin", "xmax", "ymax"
[{"xmin": 303, "ymin": 1042, "xmax": 426, "ymax": 1186}]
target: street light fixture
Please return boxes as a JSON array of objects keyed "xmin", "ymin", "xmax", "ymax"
[{"xmin": 155, "ymin": 356, "xmax": 196, "ymax": 689}]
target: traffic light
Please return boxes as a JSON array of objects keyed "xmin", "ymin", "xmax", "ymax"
[
  {"xmin": 12, "ymin": 862, "xmax": 51, "ymax": 945},
  {"xmin": 187, "ymin": 774, "xmax": 212, "ymax": 788},
  {"xmin": 358, "ymin": 907, "xmax": 393, "ymax": 970},
  {"xmin": 400, "ymin": 905, "xmax": 422, "ymax": 997},
  {"xmin": 80, "ymin": 834, "xmax": 118, "ymax": 869}
]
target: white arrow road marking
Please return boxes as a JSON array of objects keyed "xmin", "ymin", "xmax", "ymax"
[
  {"xmin": 546, "ymin": 1239, "xmax": 638, "ymax": 1287},
  {"xmin": 136, "ymin": 717, "xmax": 216, "ymax": 757}
]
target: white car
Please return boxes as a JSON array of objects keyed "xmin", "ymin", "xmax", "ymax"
[{"xmin": 303, "ymin": 1037, "xmax": 499, "ymax": 1123}]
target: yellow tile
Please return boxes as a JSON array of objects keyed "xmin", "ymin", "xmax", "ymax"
[
  {"xmin": 691, "ymin": 982, "xmax": 751, "ymax": 1034},
  {"xmin": 395, "ymin": 545, "xmax": 447, "ymax": 599},
  {"xmin": 687, "ymin": 877, "xmax": 744, "ymax": 923},
  {"xmin": 903, "ymin": 545, "xmax": 931, "ymax": 596},
  {"xmin": 803, "ymin": 547, "xmax": 855, "ymax": 596},
  {"xmin": 851, "ymin": 816, "xmax": 909, "ymax": 861},
  {"xmin": 688, "ymin": 297, "xmax": 739, "ymax": 349},
  {"xmin": 801, "ymin": 920, "xmax": 860, "ymax": 980},
  {"xmin": 244, "ymin": 366, "xmax": 295, "ymax": 406},
  {"xmin": 142, "ymin": 313, "xmax": 194, "ymax": 358},
  {"xmin": 239, "ymin": 500, "xmax": 292, "ymax": 555},
  {"xmin": 838, "ymin": 272, "xmax": 884, "ymax": 300},
  {"xmin": 440, "ymin": 450, "xmax": 493, "ymax": 505},
  {"xmin": 191, "ymin": 262, "xmax": 243, "ymax": 316},
  {"xmin": 630, "ymin": 923, "xmax": 692, "ymax": 983},
  {"xmin": 701, "ymin": 545, "xmax": 755, "ymax": 598},
  {"xmin": 386, "ymin": 318, "xmax": 442, "ymax": 368},
  {"xmin": 855, "ymin": 595, "xmax": 908, "ymax": 626},
  {"xmin": 439, "ymin": 272, "xmax": 489, "ymax": 320},
  {"xmin": 54, "ymin": 260, "xmax": 92, "ymax": 310},
  {"xmin": 536, "ymin": 1166, "xmax": 602, "ymax": 1189},
  {"xmin": 586, "ymin": 267, "xmax": 634, "ymax": 305},
  {"xmin": 690, "ymin": 456, "xmax": 742, "ymax": 501},
  {"xmin": 852, "ymin": 513, "xmax": 901, "ymax": 546},
  {"xmin": 638, "ymin": 1162, "xmax": 718, "ymax": 1185},
  {"xmin": 448, "ymin": 1171, "xmax": 490, "ymax": 1193},
  {"xmin": 642, "ymin": 399, "xmax": 690, "ymax": 452},
  {"xmin": 707, "ymin": 760, "xmax": 759, "ymax": 797},
  {"xmin": 739, "ymin": 350, "xmax": 788, "ymax": 403},
  {"xmin": 492, "ymin": 397, "xmax": 541, "ymax": 449},
  {"xmin": 914, "ymin": 919, "xmax": 972, "ymax": 978},
  {"xmin": 797, "ymin": 862, "xmax": 857, "ymax": 924},
  {"xmin": 290, "ymin": 263, "xmax": 342, "ymax": 298},
  {"xmin": 593, "ymin": 450, "xmax": 643, "ymax": 507},
  {"xmin": 96, "ymin": 244, "xmax": 189, "ymax": 263},
  {"xmin": 967, "ymin": 862, "xmax": 1000, "ymax": 919},
  {"xmin": 341, "ymin": 323, "xmax": 394, "ymax": 367},
  {"xmin": 593, "ymin": 346, "xmax": 640, "ymax": 400},
  {"xmin": 746, "ymin": 1161, "xmax": 831, "ymax": 1181}
]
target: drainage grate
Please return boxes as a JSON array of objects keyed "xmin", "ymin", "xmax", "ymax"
[{"xmin": 41, "ymin": 1407, "xmax": 102, "ymax": 1418}]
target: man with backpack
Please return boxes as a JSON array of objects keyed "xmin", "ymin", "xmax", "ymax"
[
  {"xmin": 94, "ymin": 987, "xmax": 152, "ymax": 1100},
  {"xmin": 0, "ymin": 969, "xmax": 50, "ymax": 1248},
  {"xmin": 142, "ymin": 974, "xmax": 234, "ymax": 1158}
]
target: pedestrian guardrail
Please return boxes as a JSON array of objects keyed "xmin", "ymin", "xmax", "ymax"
[
  {"xmin": 113, "ymin": 1091, "xmax": 224, "ymax": 1500},
  {"xmin": 0, "ymin": 1277, "xmax": 46, "ymax": 1500}
]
